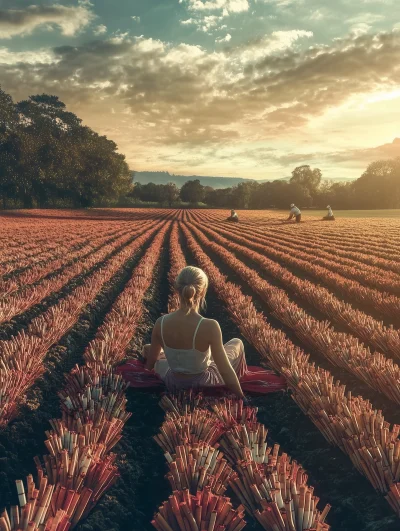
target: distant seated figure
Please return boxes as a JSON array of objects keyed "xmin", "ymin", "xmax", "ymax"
[
  {"xmin": 287, "ymin": 204, "xmax": 301, "ymax": 223},
  {"xmin": 323, "ymin": 205, "xmax": 335, "ymax": 221},
  {"xmin": 227, "ymin": 209, "xmax": 239, "ymax": 222}
]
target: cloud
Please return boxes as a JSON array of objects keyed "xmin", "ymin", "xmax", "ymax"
[
  {"xmin": 181, "ymin": 14, "xmax": 225, "ymax": 32},
  {"xmin": 180, "ymin": 0, "xmax": 250, "ymax": 14},
  {"xmin": 0, "ymin": 2, "xmax": 95, "ymax": 39},
  {"xmin": 181, "ymin": 18, "xmax": 197, "ymax": 25},
  {"xmin": 179, "ymin": 0, "xmax": 249, "ymax": 35},
  {"xmin": 256, "ymin": 0, "xmax": 299, "ymax": 7},
  {"xmin": 346, "ymin": 12, "xmax": 385, "ymax": 24},
  {"xmin": 0, "ymin": 46, "xmax": 55, "ymax": 65},
  {"xmin": 93, "ymin": 24, "xmax": 107, "ymax": 36},
  {"xmin": 2, "ymin": 28, "xmax": 400, "ymax": 177},
  {"xmin": 225, "ymin": 29, "xmax": 312, "ymax": 60},
  {"xmin": 326, "ymin": 138, "xmax": 400, "ymax": 164},
  {"xmin": 131, "ymin": 16, "xmax": 141, "ymax": 23},
  {"xmin": 263, "ymin": 138, "xmax": 400, "ymax": 169},
  {"xmin": 216, "ymin": 33, "xmax": 232, "ymax": 42}
]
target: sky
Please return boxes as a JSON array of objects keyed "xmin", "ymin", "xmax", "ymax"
[{"xmin": 0, "ymin": 0, "xmax": 399, "ymax": 180}]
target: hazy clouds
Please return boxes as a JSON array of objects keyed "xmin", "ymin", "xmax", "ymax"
[{"xmin": 0, "ymin": 0, "xmax": 399, "ymax": 178}]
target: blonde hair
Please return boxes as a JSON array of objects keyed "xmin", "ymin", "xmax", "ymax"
[{"xmin": 175, "ymin": 266, "xmax": 208, "ymax": 313}]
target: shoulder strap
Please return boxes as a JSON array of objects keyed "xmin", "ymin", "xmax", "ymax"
[
  {"xmin": 192, "ymin": 317, "xmax": 204, "ymax": 349},
  {"xmin": 160, "ymin": 315, "xmax": 166, "ymax": 348}
]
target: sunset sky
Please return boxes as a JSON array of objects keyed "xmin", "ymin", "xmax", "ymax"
[{"xmin": 0, "ymin": 0, "xmax": 399, "ymax": 180}]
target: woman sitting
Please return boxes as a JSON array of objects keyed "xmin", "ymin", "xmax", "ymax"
[
  {"xmin": 143, "ymin": 266, "xmax": 245, "ymax": 398},
  {"xmin": 323, "ymin": 205, "xmax": 335, "ymax": 221},
  {"xmin": 226, "ymin": 209, "xmax": 239, "ymax": 222}
]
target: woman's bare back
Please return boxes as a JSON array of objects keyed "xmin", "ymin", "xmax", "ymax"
[{"xmin": 158, "ymin": 311, "xmax": 213, "ymax": 352}]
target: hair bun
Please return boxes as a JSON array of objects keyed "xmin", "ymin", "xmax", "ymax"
[{"xmin": 182, "ymin": 284, "xmax": 196, "ymax": 302}]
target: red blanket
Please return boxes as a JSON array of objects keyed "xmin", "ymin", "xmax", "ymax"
[{"xmin": 116, "ymin": 359, "xmax": 286, "ymax": 395}]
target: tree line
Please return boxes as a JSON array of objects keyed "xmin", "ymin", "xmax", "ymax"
[
  {"xmin": 0, "ymin": 87, "xmax": 132, "ymax": 208},
  {"xmin": 132, "ymin": 161, "xmax": 400, "ymax": 209},
  {"xmin": 1, "ymin": 84, "xmax": 399, "ymax": 210}
]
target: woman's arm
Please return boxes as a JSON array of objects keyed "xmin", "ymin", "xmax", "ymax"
[
  {"xmin": 144, "ymin": 319, "xmax": 163, "ymax": 370},
  {"xmin": 209, "ymin": 321, "xmax": 244, "ymax": 398}
]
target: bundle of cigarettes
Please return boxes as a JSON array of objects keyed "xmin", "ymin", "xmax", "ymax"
[
  {"xmin": 152, "ymin": 488, "xmax": 246, "ymax": 531},
  {"xmin": 154, "ymin": 394, "xmax": 332, "ymax": 530},
  {"xmin": 164, "ymin": 442, "xmax": 234, "ymax": 496},
  {"xmin": 219, "ymin": 422, "xmax": 269, "ymax": 465},
  {"xmin": 154, "ymin": 411, "xmax": 226, "ymax": 454},
  {"xmin": 229, "ymin": 452, "xmax": 330, "ymax": 530},
  {"xmin": 45, "ymin": 417, "xmax": 124, "ymax": 456},
  {"xmin": 211, "ymin": 399, "xmax": 258, "ymax": 428},
  {"xmin": 0, "ymin": 473, "xmax": 118, "ymax": 530},
  {"xmin": 34, "ymin": 441, "xmax": 118, "ymax": 491},
  {"xmin": 386, "ymin": 483, "xmax": 400, "ymax": 516},
  {"xmin": 59, "ymin": 363, "xmax": 131, "ymax": 425},
  {"xmin": 159, "ymin": 391, "xmax": 206, "ymax": 417}
]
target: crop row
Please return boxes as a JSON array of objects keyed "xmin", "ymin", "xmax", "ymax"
[
  {"xmin": 0, "ymin": 208, "xmax": 177, "ymax": 277},
  {"xmin": 189, "ymin": 221, "xmax": 400, "ymax": 404},
  {"xmin": 0, "ymin": 221, "xmax": 169, "ymax": 530},
  {"xmin": 0, "ymin": 220, "xmax": 163, "ymax": 427},
  {"xmin": 167, "ymin": 222, "xmax": 187, "ymax": 313},
  {"xmin": 189, "ymin": 211, "xmax": 400, "ymax": 260},
  {"xmin": 0, "ymin": 222, "xmax": 116, "ymax": 269},
  {"xmin": 199, "ymin": 221, "xmax": 400, "ymax": 322},
  {"xmin": 196, "ymin": 221, "xmax": 400, "ymax": 361},
  {"xmin": 0, "ymin": 225, "xmax": 134, "ymax": 298},
  {"xmin": 155, "ymin": 392, "xmax": 331, "ymax": 531},
  {"xmin": 237, "ymin": 221, "xmax": 400, "ymax": 277},
  {"xmin": 180, "ymin": 222, "xmax": 400, "ymax": 517},
  {"xmin": 0, "ymin": 222, "xmax": 154, "ymax": 324},
  {"xmin": 211, "ymin": 221, "xmax": 400, "ymax": 297}
]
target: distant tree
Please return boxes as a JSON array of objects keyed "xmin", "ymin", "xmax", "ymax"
[
  {"xmin": 206, "ymin": 187, "xmax": 233, "ymax": 208},
  {"xmin": 329, "ymin": 181, "xmax": 355, "ymax": 209},
  {"xmin": 254, "ymin": 180, "xmax": 289, "ymax": 209},
  {"xmin": 180, "ymin": 179, "xmax": 205, "ymax": 203},
  {"xmin": 353, "ymin": 158, "xmax": 400, "ymax": 208},
  {"xmin": 163, "ymin": 182, "xmax": 180, "ymax": 206},
  {"xmin": 290, "ymin": 165, "xmax": 322, "ymax": 203},
  {"xmin": 132, "ymin": 182, "xmax": 161, "ymax": 202},
  {"xmin": 231, "ymin": 181, "xmax": 259, "ymax": 209},
  {"xmin": 0, "ymin": 87, "xmax": 19, "ymax": 208}
]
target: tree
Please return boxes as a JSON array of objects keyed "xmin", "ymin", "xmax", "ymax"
[
  {"xmin": 353, "ymin": 158, "xmax": 400, "ymax": 209},
  {"xmin": 180, "ymin": 179, "xmax": 205, "ymax": 204},
  {"xmin": 290, "ymin": 165, "xmax": 322, "ymax": 203},
  {"xmin": 231, "ymin": 181, "xmax": 259, "ymax": 209},
  {"xmin": 0, "ymin": 87, "xmax": 19, "ymax": 208},
  {"xmin": 0, "ymin": 89, "xmax": 133, "ymax": 208},
  {"xmin": 163, "ymin": 182, "xmax": 179, "ymax": 206},
  {"xmin": 206, "ymin": 187, "xmax": 233, "ymax": 208},
  {"xmin": 68, "ymin": 127, "xmax": 132, "ymax": 207}
]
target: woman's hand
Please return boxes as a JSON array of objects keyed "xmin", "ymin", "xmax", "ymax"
[
  {"xmin": 144, "ymin": 323, "xmax": 163, "ymax": 371},
  {"xmin": 141, "ymin": 344, "xmax": 151, "ymax": 360}
]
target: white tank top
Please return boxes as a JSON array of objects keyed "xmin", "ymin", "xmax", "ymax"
[{"xmin": 161, "ymin": 315, "xmax": 212, "ymax": 374}]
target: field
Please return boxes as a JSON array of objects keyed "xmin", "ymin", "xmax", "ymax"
[
  {"xmin": 0, "ymin": 208, "xmax": 400, "ymax": 531},
  {"xmin": 294, "ymin": 209, "xmax": 400, "ymax": 218}
]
